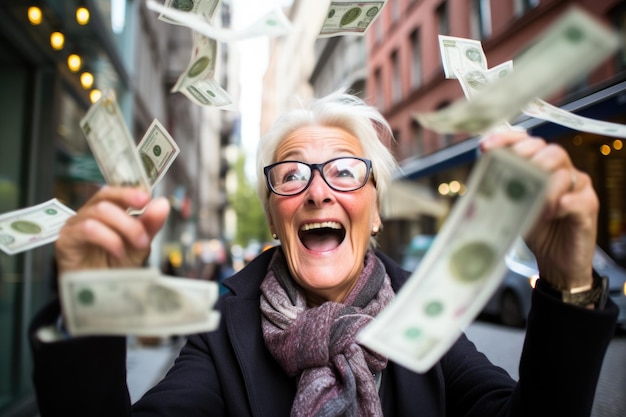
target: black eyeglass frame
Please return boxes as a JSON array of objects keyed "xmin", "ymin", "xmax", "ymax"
[{"xmin": 263, "ymin": 156, "xmax": 373, "ymax": 197}]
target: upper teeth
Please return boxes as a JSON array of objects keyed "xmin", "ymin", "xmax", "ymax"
[{"xmin": 300, "ymin": 221, "xmax": 342, "ymax": 231}]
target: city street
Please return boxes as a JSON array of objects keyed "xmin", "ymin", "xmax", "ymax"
[{"xmin": 466, "ymin": 320, "xmax": 626, "ymax": 417}]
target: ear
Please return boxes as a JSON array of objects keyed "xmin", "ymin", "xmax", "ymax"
[{"xmin": 372, "ymin": 214, "xmax": 382, "ymax": 235}]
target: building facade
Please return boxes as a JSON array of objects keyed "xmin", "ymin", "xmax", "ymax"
[
  {"xmin": 0, "ymin": 1, "xmax": 236, "ymax": 415},
  {"xmin": 366, "ymin": 0, "xmax": 626, "ymax": 264}
]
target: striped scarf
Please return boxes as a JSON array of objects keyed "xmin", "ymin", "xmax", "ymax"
[{"xmin": 260, "ymin": 249, "xmax": 394, "ymax": 417}]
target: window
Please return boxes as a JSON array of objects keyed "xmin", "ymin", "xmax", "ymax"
[
  {"xmin": 435, "ymin": 101, "xmax": 454, "ymax": 147},
  {"xmin": 411, "ymin": 119, "xmax": 424, "ymax": 157},
  {"xmin": 410, "ymin": 29, "xmax": 423, "ymax": 89},
  {"xmin": 374, "ymin": 67, "xmax": 384, "ymax": 110},
  {"xmin": 514, "ymin": 0, "xmax": 539, "ymax": 16},
  {"xmin": 374, "ymin": 17, "xmax": 384, "ymax": 44},
  {"xmin": 613, "ymin": 2, "xmax": 626, "ymax": 71},
  {"xmin": 391, "ymin": 50, "xmax": 402, "ymax": 103},
  {"xmin": 470, "ymin": 0, "xmax": 492, "ymax": 40},
  {"xmin": 392, "ymin": 0, "xmax": 401, "ymax": 23},
  {"xmin": 436, "ymin": 1, "xmax": 449, "ymax": 36}
]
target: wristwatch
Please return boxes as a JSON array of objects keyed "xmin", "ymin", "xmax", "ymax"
[{"xmin": 561, "ymin": 270, "xmax": 609, "ymax": 309}]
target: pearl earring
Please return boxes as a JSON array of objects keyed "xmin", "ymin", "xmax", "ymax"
[{"xmin": 272, "ymin": 233, "xmax": 278, "ymax": 240}]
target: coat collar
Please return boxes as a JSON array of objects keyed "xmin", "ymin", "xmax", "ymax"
[{"xmin": 220, "ymin": 246, "xmax": 420, "ymax": 417}]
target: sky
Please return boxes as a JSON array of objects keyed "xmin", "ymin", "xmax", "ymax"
[{"xmin": 230, "ymin": 0, "xmax": 294, "ymax": 180}]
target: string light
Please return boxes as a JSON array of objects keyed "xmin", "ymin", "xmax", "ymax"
[
  {"xmin": 67, "ymin": 54, "xmax": 82, "ymax": 72},
  {"xmin": 28, "ymin": 6, "xmax": 43, "ymax": 25},
  {"xmin": 50, "ymin": 32, "xmax": 65, "ymax": 50},
  {"xmin": 438, "ymin": 180, "xmax": 466, "ymax": 196},
  {"xmin": 76, "ymin": 7, "xmax": 90, "ymax": 25},
  {"xmin": 80, "ymin": 72, "xmax": 94, "ymax": 89},
  {"xmin": 89, "ymin": 89, "xmax": 102, "ymax": 103}
]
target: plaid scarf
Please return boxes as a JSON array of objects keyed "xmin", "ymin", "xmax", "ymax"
[{"xmin": 260, "ymin": 249, "xmax": 394, "ymax": 417}]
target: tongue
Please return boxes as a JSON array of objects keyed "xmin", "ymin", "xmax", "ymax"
[{"xmin": 301, "ymin": 231, "xmax": 341, "ymax": 251}]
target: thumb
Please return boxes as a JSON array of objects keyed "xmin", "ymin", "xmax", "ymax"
[{"xmin": 140, "ymin": 196, "xmax": 171, "ymax": 239}]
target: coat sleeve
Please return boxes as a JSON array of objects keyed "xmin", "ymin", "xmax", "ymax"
[
  {"xmin": 440, "ymin": 281, "xmax": 618, "ymax": 417},
  {"xmin": 29, "ymin": 299, "xmax": 132, "ymax": 417}
]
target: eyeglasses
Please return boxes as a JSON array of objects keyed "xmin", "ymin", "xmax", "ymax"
[{"xmin": 264, "ymin": 156, "xmax": 373, "ymax": 196}]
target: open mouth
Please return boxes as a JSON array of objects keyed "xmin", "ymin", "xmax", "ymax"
[{"xmin": 299, "ymin": 221, "xmax": 346, "ymax": 251}]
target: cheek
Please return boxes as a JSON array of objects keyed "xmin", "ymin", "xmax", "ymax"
[
  {"xmin": 269, "ymin": 198, "xmax": 300, "ymax": 233},
  {"xmin": 344, "ymin": 192, "xmax": 379, "ymax": 236}
]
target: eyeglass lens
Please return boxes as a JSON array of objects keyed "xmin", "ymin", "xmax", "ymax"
[{"xmin": 268, "ymin": 158, "xmax": 369, "ymax": 195}]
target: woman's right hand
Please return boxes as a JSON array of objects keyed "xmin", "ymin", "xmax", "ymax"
[{"xmin": 55, "ymin": 186, "xmax": 170, "ymax": 276}]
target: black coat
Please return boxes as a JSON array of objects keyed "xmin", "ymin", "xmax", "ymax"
[{"xmin": 30, "ymin": 247, "xmax": 618, "ymax": 417}]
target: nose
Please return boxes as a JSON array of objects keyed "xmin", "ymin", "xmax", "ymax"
[{"xmin": 305, "ymin": 170, "xmax": 333, "ymax": 206}]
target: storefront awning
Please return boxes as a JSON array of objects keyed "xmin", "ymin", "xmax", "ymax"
[
  {"xmin": 399, "ymin": 79, "xmax": 626, "ymax": 180},
  {"xmin": 383, "ymin": 180, "xmax": 449, "ymax": 220}
]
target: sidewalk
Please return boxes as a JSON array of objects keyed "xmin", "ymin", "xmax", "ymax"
[{"xmin": 125, "ymin": 336, "xmax": 185, "ymax": 404}]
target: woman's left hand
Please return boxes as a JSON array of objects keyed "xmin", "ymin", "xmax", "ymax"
[{"xmin": 480, "ymin": 130, "xmax": 598, "ymax": 290}]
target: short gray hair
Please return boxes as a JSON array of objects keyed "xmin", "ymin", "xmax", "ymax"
[{"xmin": 256, "ymin": 90, "xmax": 399, "ymax": 217}]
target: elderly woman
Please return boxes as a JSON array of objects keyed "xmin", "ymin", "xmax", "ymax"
[{"xmin": 30, "ymin": 92, "xmax": 617, "ymax": 417}]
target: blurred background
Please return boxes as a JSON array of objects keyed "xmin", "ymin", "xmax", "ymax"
[{"xmin": 0, "ymin": 0, "xmax": 625, "ymax": 415}]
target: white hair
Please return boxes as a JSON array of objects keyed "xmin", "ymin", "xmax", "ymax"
[{"xmin": 256, "ymin": 90, "xmax": 398, "ymax": 221}]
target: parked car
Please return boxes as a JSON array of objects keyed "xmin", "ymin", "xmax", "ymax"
[
  {"xmin": 401, "ymin": 235, "xmax": 626, "ymax": 330},
  {"xmin": 482, "ymin": 238, "xmax": 626, "ymax": 329},
  {"xmin": 400, "ymin": 234, "xmax": 435, "ymax": 272}
]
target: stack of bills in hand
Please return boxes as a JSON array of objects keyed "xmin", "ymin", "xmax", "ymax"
[
  {"xmin": 0, "ymin": 91, "xmax": 181, "ymax": 256},
  {"xmin": 60, "ymin": 268, "xmax": 221, "ymax": 337},
  {"xmin": 358, "ymin": 149, "xmax": 549, "ymax": 373},
  {"xmin": 80, "ymin": 90, "xmax": 180, "ymax": 192}
]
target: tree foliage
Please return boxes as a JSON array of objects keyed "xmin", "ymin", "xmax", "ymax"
[{"xmin": 228, "ymin": 153, "xmax": 271, "ymax": 246}]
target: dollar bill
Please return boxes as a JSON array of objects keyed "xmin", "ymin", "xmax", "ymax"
[
  {"xmin": 319, "ymin": 0, "xmax": 386, "ymax": 38},
  {"xmin": 523, "ymin": 98, "xmax": 626, "ymax": 139},
  {"xmin": 137, "ymin": 119, "xmax": 180, "ymax": 190},
  {"xmin": 358, "ymin": 149, "xmax": 549, "ymax": 373},
  {"xmin": 147, "ymin": 0, "xmax": 292, "ymax": 41},
  {"xmin": 455, "ymin": 61, "xmax": 513, "ymax": 100},
  {"xmin": 172, "ymin": 32, "xmax": 218, "ymax": 93},
  {"xmin": 0, "ymin": 199, "xmax": 75, "ymax": 255},
  {"xmin": 415, "ymin": 7, "xmax": 619, "ymax": 134},
  {"xmin": 180, "ymin": 78, "xmax": 233, "ymax": 107},
  {"xmin": 454, "ymin": 62, "xmax": 515, "ymax": 133},
  {"xmin": 80, "ymin": 90, "xmax": 151, "ymax": 191},
  {"xmin": 61, "ymin": 268, "xmax": 221, "ymax": 337},
  {"xmin": 438, "ymin": 35, "xmax": 488, "ymax": 79},
  {"xmin": 158, "ymin": 0, "xmax": 221, "ymax": 25}
]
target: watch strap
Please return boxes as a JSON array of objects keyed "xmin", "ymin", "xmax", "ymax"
[{"xmin": 561, "ymin": 269, "xmax": 608, "ymax": 309}]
